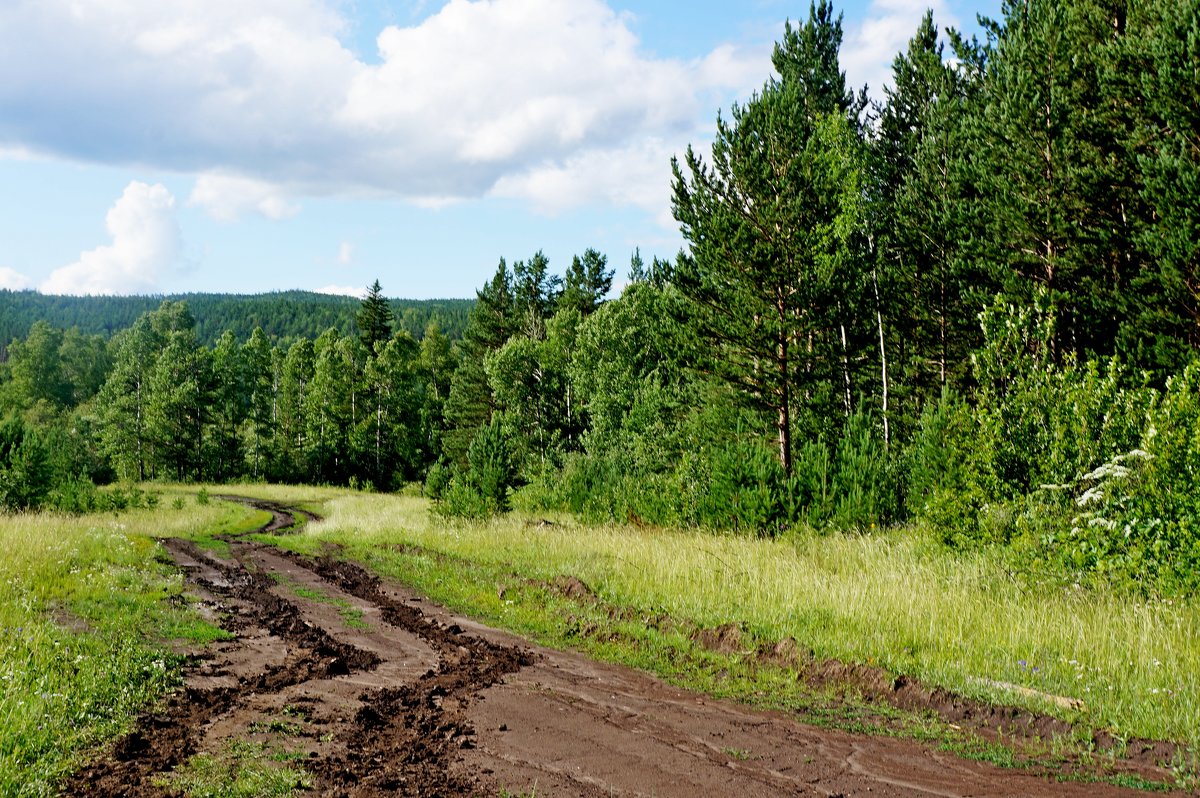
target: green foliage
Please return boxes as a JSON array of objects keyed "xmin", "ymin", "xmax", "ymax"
[
  {"xmin": 423, "ymin": 459, "xmax": 452, "ymax": 501},
  {"xmin": 1045, "ymin": 360, "xmax": 1200, "ymax": 594},
  {"xmin": 467, "ymin": 418, "xmax": 516, "ymax": 513},
  {"xmin": 356, "ymin": 279, "xmax": 394, "ymax": 352},
  {"xmin": 696, "ymin": 436, "xmax": 788, "ymax": 536},
  {"xmin": 828, "ymin": 407, "xmax": 897, "ymax": 530},
  {"xmin": 0, "ymin": 416, "xmax": 52, "ymax": 511},
  {"xmin": 433, "ymin": 419, "xmax": 517, "ymax": 519}
]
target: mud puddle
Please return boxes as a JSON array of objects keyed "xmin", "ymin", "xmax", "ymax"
[{"xmin": 66, "ymin": 498, "xmax": 1182, "ymax": 797}]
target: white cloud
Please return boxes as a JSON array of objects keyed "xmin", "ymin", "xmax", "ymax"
[
  {"xmin": 188, "ymin": 174, "xmax": 301, "ymax": 221},
  {"xmin": 0, "ymin": 0, "xmax": 769, "ymax": 215},
  {"xmin": 0, "ymin": 267, "xmax": 33, "ymax": 290},
  {"xmin": 490, "ymin": 137, "xmax": 679, "ymax": 223},
  {"xmin": 39, "ymin": 182, "xmax": 181, "ymax": 295},
  {"xmin": 314, "ymin": 284, "xmax": 364, "ymax": 298},
  {"xmin": 841, "ymin": 0, "xmax": 958, "ymax": 100},
  {"xmin": 337, "ymin": 241, "xmax": 354, "ymax": 265}
]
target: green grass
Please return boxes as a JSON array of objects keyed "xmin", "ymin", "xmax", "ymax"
[
  {"xmin": 268, "ymin": 492, "xmax": 1200, "ymax": 753},
  {"xmin": 0, "ymin": 495, "xmax": 258, "ymax": 796},
  {"xmin": 9, "ymin": 484, "xmax": 1193, "ymax": 792},
  {"xmin": 157, "ymin": 739, "xmax": 311, "ymax": 798},
  {"xmin": 268, "ymin": 575, "xmax": 370, "ymax": 631}
]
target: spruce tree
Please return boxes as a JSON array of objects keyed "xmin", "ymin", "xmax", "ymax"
[
  {"xmin": 357, "ymin": 279, "xmax": 394, "ymax": 353},
  {"xmin": 442, "ymin": 260, "xmax": 516, "ymax": 465}
]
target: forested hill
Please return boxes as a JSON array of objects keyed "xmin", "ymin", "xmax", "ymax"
[{"xmin": 0, "ymin": 290, "xmax": 473, "ymax": 350}]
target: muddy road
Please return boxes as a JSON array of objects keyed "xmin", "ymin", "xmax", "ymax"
[{"xmin": 67, "ymin": 498, "xmax": 1179, "ymax": 797}]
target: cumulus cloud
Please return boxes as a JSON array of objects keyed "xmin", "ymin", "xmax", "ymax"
[
  {"xmin": 490, "ymin": 137, "xmax": 678, "ymax": 223},
  {"xmin": 314, "ymin": 284, "xmax": 364, "ymax": 298},
  {"xmin": 0, "ymin": 0, "xmax": 768, "ymax": 215},
  {"xmin": 841, "ymin": 0, "xmax": 959, "ymax": 100},
  {"xmin": 189, "ymin": 174, "xmax": 301, "ymax": 221},
  {"xmin": 0, "ymin": 267, "xmax": 33, "ymax": 290},
  {"xmin": 39, "ymin": 182, "xmax": 182, "ymax": 295}
]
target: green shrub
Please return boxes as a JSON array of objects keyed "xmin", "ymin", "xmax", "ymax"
[
  {"xmin": 433, "ymin": 475, "xmax": 495, "ymax": 520},
  {"xmin": 46, "ymin": 475, "xmax": 99, "ymax": 514},
  {"xmin": 787, "ymin": 438, "xmax": 831, "ymax": 526},
  {"xmin": 1049, "ymin": 360, "xmax": 1200, "ymax": 594},
  {"xmin": 828, "ymin": 407, "xmax": 897, "ymax": 530},
  {"xmin": 431, "ymin": 420, "xmax": 517, "ymax": 519},
  {"xmin": 905, "ymin": 388, "xmax": 991, "ymax": 545},
  {"xmin": 423, "ymin": 460, "xmax": 452, "ymax": 501},
  {"xmin": 467, "ymin": 418, "xmax": 516, "ymax": 513},
  {"xmin": 0, "ymin": 416, "xmax": 53, "ymax": 511},
  {"xmin": 695, "ymin": 436, "xmax": 787, "ymax": 535}
]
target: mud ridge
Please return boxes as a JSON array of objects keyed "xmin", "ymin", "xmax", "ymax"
[
  {"xmin": 64, "ymin": 539, "xmax": 382, "ymax": 797},
  {"xmin": 283, "ymin": 552, "xmax": 538, "ymax": 796}
]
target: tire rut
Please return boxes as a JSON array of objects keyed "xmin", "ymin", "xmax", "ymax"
[{"xmin": 65, "ymin": 500, "xmax": 533, "ymax": 798}]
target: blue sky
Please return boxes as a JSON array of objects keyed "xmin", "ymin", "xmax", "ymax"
[{"xmin": 0, "ymin": 0, "xmax": 993, "ymax": 300}]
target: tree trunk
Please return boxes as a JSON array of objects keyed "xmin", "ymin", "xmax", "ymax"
[{"xmin": 871, "ymin": 264, "xmax": 890, "ymax": 450}]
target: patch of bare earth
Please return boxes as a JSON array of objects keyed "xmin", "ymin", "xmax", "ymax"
[{"xmin": 65, "ymin": 499, "xmax": 1183, "ymax": 797}]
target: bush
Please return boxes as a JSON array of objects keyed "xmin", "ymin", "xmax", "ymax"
[
  {"xmin": 423, "ymin": 460, "xmax": 452, "ymax": 501},
  {"xmin": 1048, "ymin": 360, "xmax": 1200, "ymax": 594},
  {"xmin": 431, "ymin": 419, "xmax": 516, "ymax": 519},
  {"xmin": 467, "ymin": 419, "xmax": 516, "ymax": 513},
  {"xmin": 0, "ymin": 416, "xmax": 53, "ymax": 511},
  {"xmin": 695, "ymin": 437, "xmax": 787, "ymax": 535},
  {"xmin": 46, "ymin": 475, "xmax": 100, "ymax": 514},
  {"xmin": 905, "ymin": 388, "xmax": 991, "ymax": 546},
  {"xmin": 433, "ymin": 475, "xmax": 495, "ymax": 520},
  {"xmin": 828, "ymin": 407, "xmax": 897, "ymax": 530}
]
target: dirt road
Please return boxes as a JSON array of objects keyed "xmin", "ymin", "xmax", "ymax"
[{"xmin": 66, "ymin": 498, "xmax": 1180, "ymax": 797}]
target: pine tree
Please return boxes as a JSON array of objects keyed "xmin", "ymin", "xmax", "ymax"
[
  {"xmin": 274, "ymin": 338, "xmax": 314, "ymax": 481},
  {"xmin": 1123, "ymin": 0, "xmax": 1200, "ymax": 372},
  {"xmin": 561, "ymin": 248, "xmax": 615, "ymax": 316},
  {"xmin": 874, "ymin": 11, "xmax": 985, "ymax": 429},
  {"xmin": 207, "ymin": 330, "xmax": 248, "ymax": 481},
  {"xmin": 512, "ymin": 251, "xmax": 561, "ymax": 337},
  {"xmin": 671, "ymin": 1, "xmax": 866, "ymax": 472},
  {"xmin": 967, "ymin": 0, "xmax": 1140, "ymax": 358},
  {"xmin": 242, "ymin": 327, "xmax": 275, "ymax": 479}
]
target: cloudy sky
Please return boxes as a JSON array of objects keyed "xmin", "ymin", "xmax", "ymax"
[{"xmin": 0, "ymin": 0, "xmax": 993, "ymax": 299}]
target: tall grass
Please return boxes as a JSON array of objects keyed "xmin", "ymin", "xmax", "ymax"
[
  {"xmin": 0, "ymin": 494, "xmax": 248, "ymax": 796},
  {"xmin": 296, "ymin": 493, "xmax": 1200, "ymax": 746}
]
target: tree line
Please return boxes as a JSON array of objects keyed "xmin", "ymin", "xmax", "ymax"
[
  {"xmin": 3, "ymin": 0, "xmax": 1200, "ymax": 595},
  {"xmin": 0, "ymin": 289, "xmax": 472, "ymax": 359}
]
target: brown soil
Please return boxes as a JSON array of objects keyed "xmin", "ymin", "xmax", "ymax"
[{"xmin": 64, "ymin": 498, "xmax": 1185, "ymax": 797}]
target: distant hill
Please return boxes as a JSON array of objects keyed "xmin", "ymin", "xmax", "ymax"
[{"xmin": 0, "ymin": 290, "xmax": 473, "ymax": 352}]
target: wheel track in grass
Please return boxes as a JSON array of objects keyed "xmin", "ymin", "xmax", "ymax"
[{"xmin": 65, "ymin": 496, "xmax": 1185, "ymax": 797}]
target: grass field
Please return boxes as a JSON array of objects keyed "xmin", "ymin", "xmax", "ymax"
[
  {"xmin": 263, "ymin": 491, "xmax": 1200, "ymax": 754},
  {"xmin": 5, "ymin": 483, "xmax": 1198, "ymax": 794},
  {"xmin": 0, "ymin": 488, "xmax": 254, "ymax": 796}
]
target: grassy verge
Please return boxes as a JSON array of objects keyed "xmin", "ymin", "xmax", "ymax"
[
  {"xmin": 0, "ymin": 490, "xmax": 255, "ymax": 796},
  {"xmin": 265, "ymin": 492, "xmax": 1200, "ymax": 759}
]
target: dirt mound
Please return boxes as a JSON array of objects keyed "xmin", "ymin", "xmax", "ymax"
[{"xmin": 693, "ymin": 622, "xmax": 746, "ymax": 655}]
